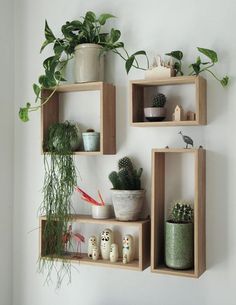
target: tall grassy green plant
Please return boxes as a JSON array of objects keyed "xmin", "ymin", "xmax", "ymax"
[{"xmin": 39, "ymin": 121, "xmax": 78, "ymax": 287}]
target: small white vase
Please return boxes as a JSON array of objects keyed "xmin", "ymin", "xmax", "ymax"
[
  {"xmin": 92, "ymin": 205, "xmax": 111, "ymax": 219},
  {"xmin": 74, "ymin": 43, "xmax": 104, "ymax": 83},
  {"xmin": 82, "ymin": 132, "xmax": 100, "ymax": 152}
]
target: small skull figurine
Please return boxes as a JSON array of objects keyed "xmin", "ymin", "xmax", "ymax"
[
  {"xmin": 100, "ymin": 228, "xmax": 114, "ymax": 260},
  {"xmin": 92, "ymin": 246, "xmax": 100, "ymax": 261},
  {"xmin": 88, "ymin": 235, "xmax": 97, "ymax": 258},
  {"xmin": 122, "ymin": 234, "xmax": 134, "ymax": 263},
  {"xmin": 110, "ymin": 243, "xmax": 119, "ymax": 263}
]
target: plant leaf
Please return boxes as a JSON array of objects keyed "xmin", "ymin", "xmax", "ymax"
[
  {"xmin": 220, "ymin": 76, "xmax": 229, "ymax": 87},
  {"xmin": 33, "ymin": 83, "xmax": 41, "ymax": 98},
  {"xmin": 197, "ymin": 47, "xmax": 218, "ymax": 63},
  {"xmin": 84, "ymin": 11, "xmax": 96, "ymax": 23},
  {"xmin": 44, "ymin": 20, "xmax": 55, "ymax": 42},
  {"xmin": 132, "ymin": 50, "xmax": 147, "ymax": 56},
  {"xmin": 166, "ymin": 50, "xmax": 183, "ymax": 61},
  {"xmin": 110, "ymin": 28, "xmax": 121, "ymax": 43},
  {"xmin": 98, "ymin": 13, "xmax": 115, "ymax": 25},
  {"xmin": 40, "ymin": 40, "xmax": 51, "ymax": 53},
  {"xmin": 125, "ymin": 55, "xmax": 135, "ymax": 74},
  {"xmin": 19, "ymin": 103, "xmax": 31, "ymax": 122},
  {"xmin": 189, "ymin": 63, "xmax": 201, "ymax": 75}
]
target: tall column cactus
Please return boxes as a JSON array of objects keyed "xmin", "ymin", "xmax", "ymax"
[{"xmin": 109, "ymin": 156, "xmax": 143, "ymax": 190}]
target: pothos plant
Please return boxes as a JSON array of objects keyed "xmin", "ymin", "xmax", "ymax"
[
  {"xmin": 19, "ymin": 11, "xmax": 149, "ymax": 122},
  {"xmin": 165, "ymin": 47, "xmax": 229, "ymax": 87},
  {"xmin": 39, "ymin": 121, "xmax": 79, "ymax": 287}
]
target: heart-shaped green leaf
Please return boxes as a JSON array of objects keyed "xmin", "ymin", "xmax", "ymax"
[
  {"xmin": 166, "ymin": 51, "xmax": 183, "ymax": 61},
  {"xmin": 197, "ymin": 47, "xmax": 218, "ymax": 63},
  {"xmin": 125, "ymin": 55, "xmax": 135, "ymax": 74},
  {"xmin": 98, "ymin": 13, "xmax": 115, "ymax": 25}
]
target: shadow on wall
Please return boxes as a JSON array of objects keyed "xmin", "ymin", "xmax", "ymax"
[{"xmin": 206, "ymin": 150, "xmax": 229, "ymax": 270}]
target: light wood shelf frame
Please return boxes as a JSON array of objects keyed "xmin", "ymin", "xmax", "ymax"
[
  {"xmin": 151, "ymin": 148, "xmax": 206, "ymax": 278},
  {"xmin": 130, "ymin": 76, "xmax": 207, "ymax": 126},
  {"xmin": 40, "ymin": 215, "xmax": 150, "ymax": 271},
  {"xmin": 41, "ymin": 82, "xmax": 116, "ymax": 155}
]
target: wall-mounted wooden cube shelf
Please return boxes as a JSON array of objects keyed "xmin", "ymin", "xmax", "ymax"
[
  {"xmin": 151, "ymin": 148, "xmax": 206, "ymax": 278},
  {"xmin": 41, "ymin": 82, "xmax": 116, "ymax": 155},
  {"xmin": 130, "ymin": 76, "xmax": 206, "ymax": 126},
  {"xmin": 40, "ymin": 215, "xmax": 150, "ymax": 271}
]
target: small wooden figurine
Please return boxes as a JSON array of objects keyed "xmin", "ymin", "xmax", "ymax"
[
  {"xmin": 122, "ymin": 234, "xmax": 134, "ymax": 263},
  {"xmin": 186, "ymin": 111, "xmax": 196, "ymax": 121},
  {"xmin": 172, "ymin": 105, "xmax": 185, "ymax": 121}
]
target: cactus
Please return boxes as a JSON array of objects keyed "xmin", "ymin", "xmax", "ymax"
[
  {"xmin": 109, "ymin": 156, "xmax": 143, "ymax": 190},
  {"xmin": 169, "ymin": 201, "xmax": 194, "ymax": 223},
  {"xmin": 152, "ymin": 93, "xmax": 166, "ymax": 108}
]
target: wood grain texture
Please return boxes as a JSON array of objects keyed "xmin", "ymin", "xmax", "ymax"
[
  {"xmin": 151, "ymin": 148, "xmax": 206, "ymax": 278},
  {"xmin": 130, "ymin": 76, "xmax": 207, "ymax": 126}
]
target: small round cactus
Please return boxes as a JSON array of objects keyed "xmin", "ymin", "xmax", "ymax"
[
  {"xmin": 118, "ymin": 156, "xmax": 133, "ymax": 171},
  {"xmin": 152, "ymin": 93, "xmax": 166, "ymax": 108},
  {"xmin": 169, "ymin": 201, "xmax": 193, "ymax": 223}
]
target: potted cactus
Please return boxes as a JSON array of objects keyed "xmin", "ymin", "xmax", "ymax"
[
  {"xmin": 82, "ymin": 128, "xmax": 100, "ymax": 152},
  {"xmin": 165, "ymin": 201, "xmax": 194, "ymax": 270},
  {"xmin": 108, "ymin": 156, "xmax": 144, "ymax": 221},
  {"xmin": 144, "ymin": 93, "xmax": 167, "ymax": 121}
]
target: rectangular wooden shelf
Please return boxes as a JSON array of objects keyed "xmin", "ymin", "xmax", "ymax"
[
  {"xmin": 151, "ymin": 148, "xmax": 206, "ymax": 278},
  {"xmin": 41, "ymin": 82, "xmax": 116, "ymax": 155},
  {"xmin": 40, "ymin": 215, "xmax": 150, "ymax": 271},
  {"xmin": 130, "ymin": 76, "xmax": 207, "ymax": 126}
]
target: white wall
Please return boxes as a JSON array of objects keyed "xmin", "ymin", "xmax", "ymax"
[
  {"xmin": 0, "ymin": 0, "xmax": 13, "ymax": 304},
  {"xmin": 13, "ymin": 0, "xmax": 236, "ymax": 305}
]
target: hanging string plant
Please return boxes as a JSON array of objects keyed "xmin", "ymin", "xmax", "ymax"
[{"xmin": 39, "ymin": 121, "xmax": 80, "ymax": 287}]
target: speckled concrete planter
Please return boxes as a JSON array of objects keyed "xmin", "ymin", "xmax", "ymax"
[
  {"xmin": 111, "ymin": 190, "xmax": 145, "ymax": 221},
  {"xmin": 165, "ymin": 221, "xmax": 194, "ymax": 269}
]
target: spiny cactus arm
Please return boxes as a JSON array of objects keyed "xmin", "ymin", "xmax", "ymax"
[
  {"xmin": 109, "ymin": 171, "xmax": 122, "ymax": 189},
  {"xmin": 118, "ymin": 168, "xmax": 134, "ymax": 190},
  {"xmin": 118, "ymin": 156, "xmax": 134, "ymax": 171}
]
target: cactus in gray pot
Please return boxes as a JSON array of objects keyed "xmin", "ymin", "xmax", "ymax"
[
  {"xmin": 152, "ymin": 93, "xmax": 166, "ymax": 108},
  {"xmin": 109, "ymin": 156, "xmax": 143, "ymax": 190},
  {"xmin": 169, "ymin": 201, "xmax": 194, "ymax": 223}
]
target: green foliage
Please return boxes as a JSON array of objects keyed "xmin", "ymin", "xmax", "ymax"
[
  {"xmin": 152, "ymin": 93, "xmax": 166, "ymax": 107},
  {"xmin": 39, "ymin": 121, "xmax": 78, "ymax": 287},
  {"xmin": 19, "ymin": 11, "xmax": 149, "ymax": 122},
  {"xmin": 109, "ymin": 156, "xmax": 143, "ymax": 190},
  {"xmin": 166, "ymin": 47, "xmax": 229, "ymax": 87},
  {"xmin": 169, "ymin": 201, "xmax": 194, "ymax": 224}
]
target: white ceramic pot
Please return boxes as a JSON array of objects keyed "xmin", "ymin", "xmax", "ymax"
[
  {"xmin": 74, "ymin": 43, "xmax": 104, "ymax": 83},
  {"xmin": 82, "ymin": 132, "xmax": 100, "ymax": 151},
  {"xmin": 144, "ymin": 107, "xmax": 166, "ymax": 122},
  {"xmin": 111, "ymin": 190, "xmax": 145, "ymax": 221},
  {"xmin": 92, "ymin": 205, "xmax": 112, "ymax": 219}
]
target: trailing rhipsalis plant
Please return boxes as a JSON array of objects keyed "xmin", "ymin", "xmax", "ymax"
[
  {"xmin": 109, "ymin": 156, "xmax": 143, "ymax": 190},
  {"xmin": 39, "ymin": 121, "xmax": 78, "ymax": 287},
  {"xmin": 166, "ymin": 47, "xmax": 229, "ymax": 87},
  {"xmin": 19, "ymin": 11, "xmax": 149, "ymax": 122},
  {"xmin": 169, "ymin": 201, "xmax": 194, "ymax": 224},
  {"xmin": 152, "ymin": 93, "xmax": 166, "ymax": 107}
]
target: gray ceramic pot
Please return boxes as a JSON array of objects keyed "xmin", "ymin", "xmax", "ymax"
[
  {"xmin": 144, "ymin": 107, "xmax": 166, "ymax": 121},
  {"xmin": 165, "ymin": 221, "xmax": 194, "ymax": 269}
]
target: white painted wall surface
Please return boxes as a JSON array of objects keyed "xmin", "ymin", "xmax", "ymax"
[
  {"xmin": 0, "ymin": 0, "xmax": 13, "ymax": 304},
  {"xmin": 13, "ymin": 0, "xmax": 236, "ymax": 305}
]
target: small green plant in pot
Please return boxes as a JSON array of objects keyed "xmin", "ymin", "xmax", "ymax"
[
  {"xmin": 165, "ymin": 201, "xmax": 194, "ymax": 270},
  {"xmin": 144, "ymin": 93, "xmax": 167, "ymax": 121},
  {"xmin": 19, "ymin": 11, "xmax": 149, "ymax": 122},
  {"xmin": 108, "ymin": 156, "xmax": 144, "ymax": 221}
]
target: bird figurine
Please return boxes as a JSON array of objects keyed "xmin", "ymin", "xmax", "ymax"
[{"xmin": 178, "ymin": 131, "xmax": 194, "ymax": 148}]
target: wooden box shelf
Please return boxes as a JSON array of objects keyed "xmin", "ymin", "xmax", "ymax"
[
  {"xmin": 130, "ymin": 76, "xmax": 206, "ymax": 126},
  {"xmin": 41, "ymin": 82, "xmax": 116, "ymax": 155},
  {"xmin": 40, "ymin": 215, "xmax": 150, "ymax": 271},
  {"xmin": 151, "ymin": 148, "xmax": 206, "ymax": 278}
]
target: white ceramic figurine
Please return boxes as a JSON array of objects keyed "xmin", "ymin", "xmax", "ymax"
[
  {"xmin": 100, "ymin": 228, "xmax": 114, "ymax": 260},
  {"xmin": 122, "ymin": 234, "xmax": 134, "ymax": 263},
  {"xmin": 92, "ymin": 246, "xmax": 100, "ymax": 261},
  {"xmin": 110, "ymin": 243, "xmax": 119, "ymax": 263},
  {"xmin": 88, "ymin": 235, "xmax": 97, "ymax": 258}
]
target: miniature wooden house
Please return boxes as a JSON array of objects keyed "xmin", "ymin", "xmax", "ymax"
[{"xmin": 173, "ymin": 105, "xmax": 185, "ymax": 121}]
